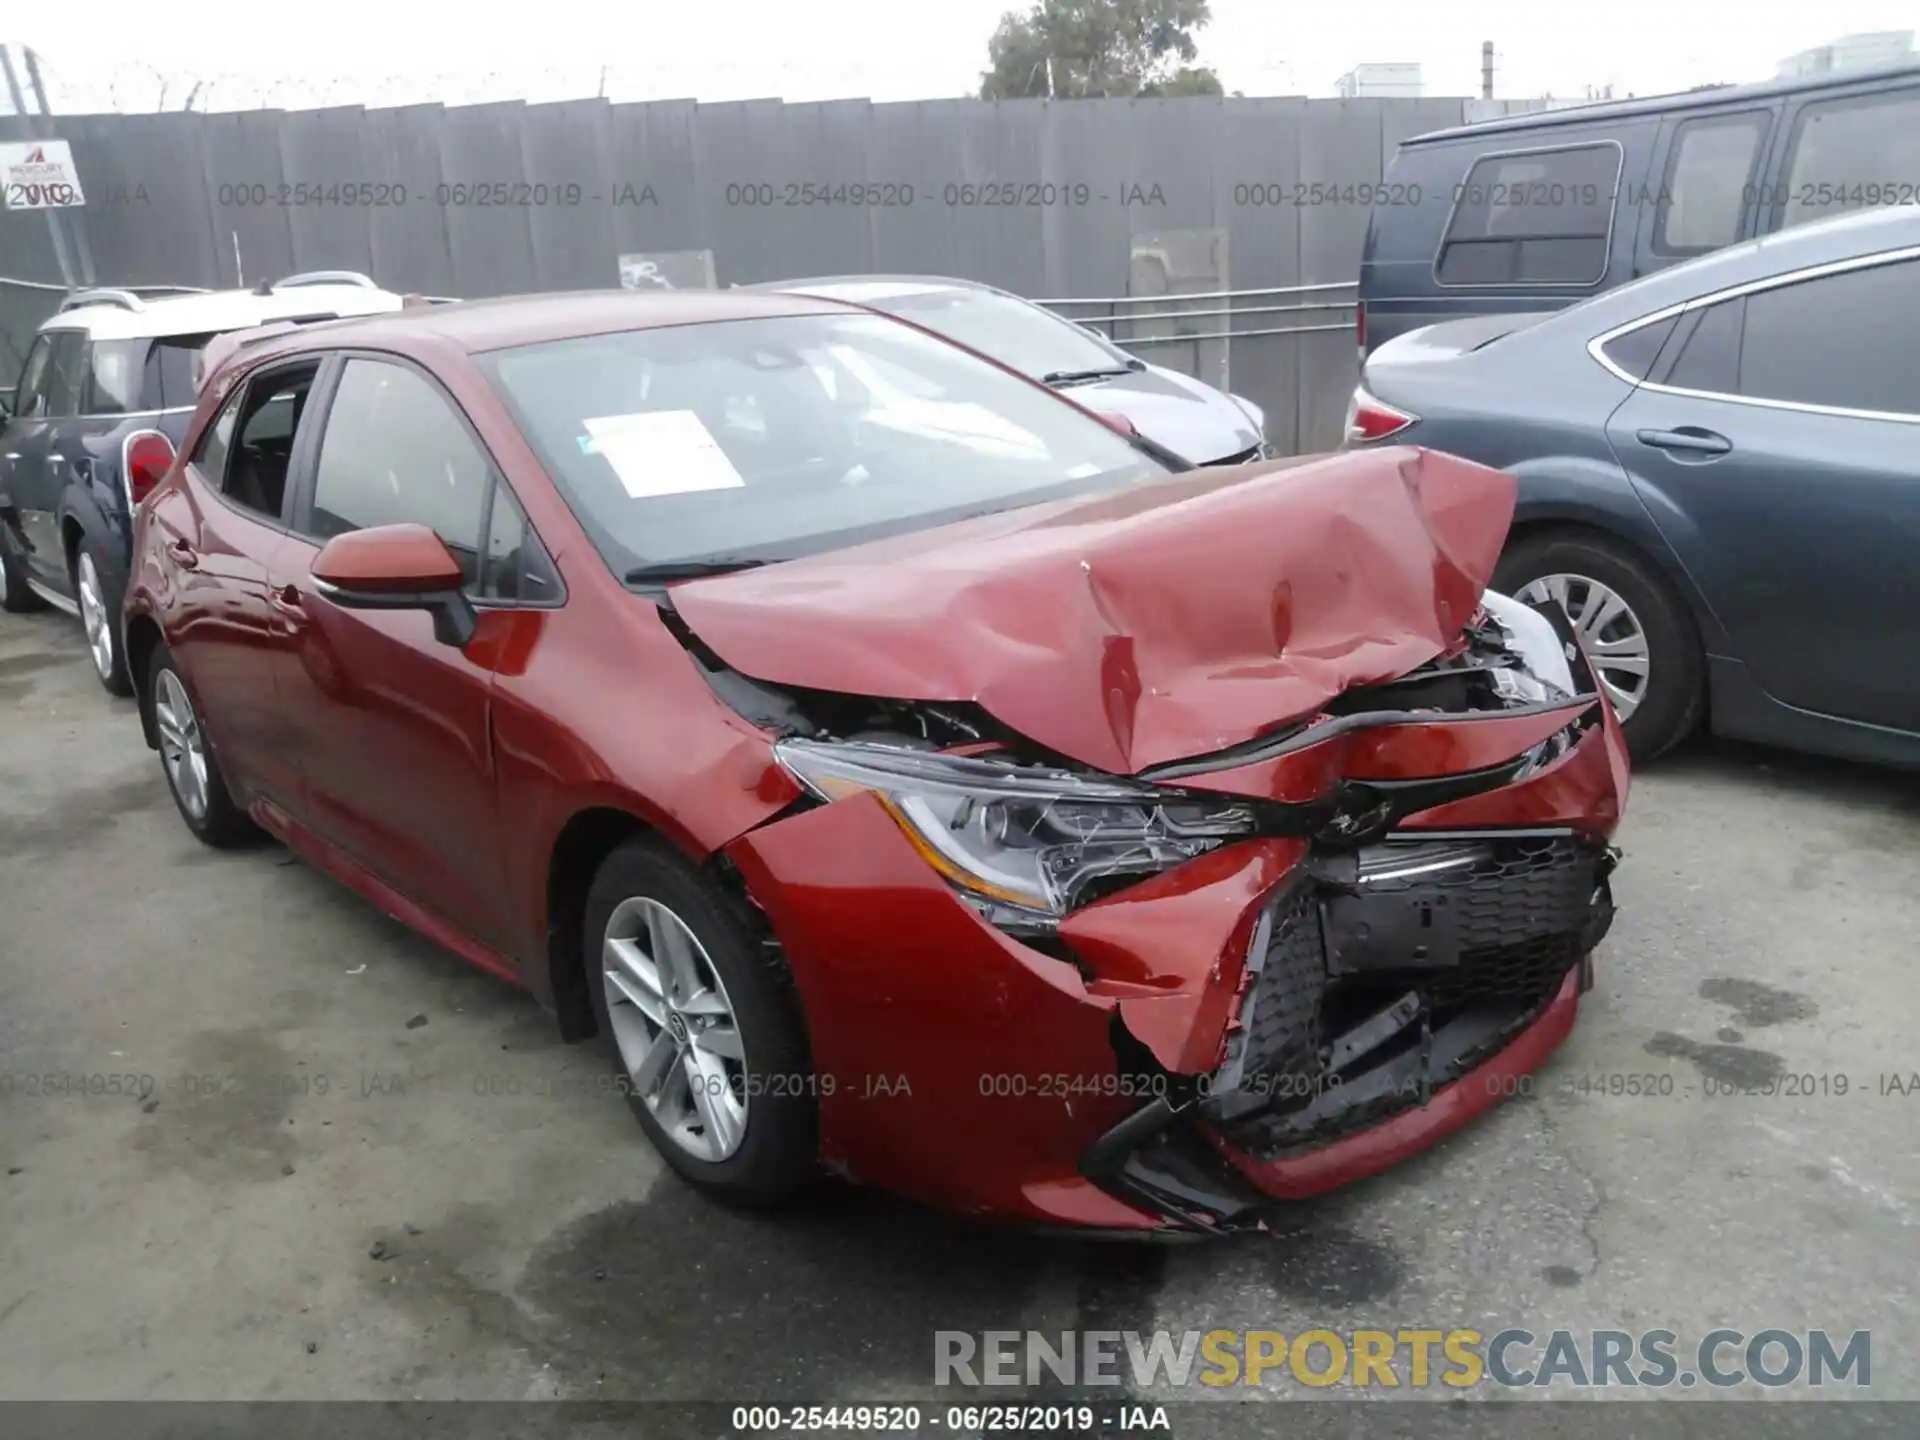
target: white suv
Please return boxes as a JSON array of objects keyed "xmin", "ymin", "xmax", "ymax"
[{"xmin": 0, "ymin": 272, "xmax": 412, "ymax": 692}]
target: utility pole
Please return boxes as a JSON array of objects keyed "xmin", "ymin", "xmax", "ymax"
[
  {"xmin": 24, "ymin": 47, "xmax": 94, "ymax": 283},
  {"xmin": 1481, "ymin": 41, "xmax": 1495, "ymax": 99},
  {"xmin": 1045, "ymin": 54, "xmax": 1056, "ymax": 97}
]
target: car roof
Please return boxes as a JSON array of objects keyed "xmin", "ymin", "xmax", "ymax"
[
  {"xmin": 1405, "ymin": 61, "xmax": 1920, "ymax": 146},
  {"xmin": 745, "ymin": 275, "xmax": 995, "ymax": 302},
  {"xmin": 39, "ymin": 283, "xmax": 407, "ymax": 342},
  {"xmin": 1535, "ymin": 205, "xmax": 1920, "ymax": 337},
  {"xmin": 226, "ymin": 288, "xmax": 867, "ymax": 366}
]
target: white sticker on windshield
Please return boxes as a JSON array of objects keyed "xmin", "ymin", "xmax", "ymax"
[{"xmin": 582, "ymin": 410, "xmax": 746, "ymax": 498}]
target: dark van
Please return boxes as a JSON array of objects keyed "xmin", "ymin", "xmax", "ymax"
[{"xmin": 1359, "ymin": 62, "xmax": 1920, "ymax": 356}]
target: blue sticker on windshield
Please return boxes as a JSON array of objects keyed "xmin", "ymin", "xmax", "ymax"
[{"xmin": 576, "ymin": 434, "xmax": 596, "ymax": 454}]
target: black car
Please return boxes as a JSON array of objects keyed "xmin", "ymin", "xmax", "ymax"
[
  {"xmin": 1345, "ymin": 205, "xmax": 1920, "ymax": 769},
  {"xmin": 0, "ymin": 273, "xmax": 406, "ymax": 692},
  {"xmin": 1359, "ymin": 62, "xmax": 1920, "ymax": 359}
]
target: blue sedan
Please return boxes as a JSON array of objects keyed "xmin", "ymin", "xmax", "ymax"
[{"xmin": 1345, "ymin": 206, "xmax": 1920, "ymax": 767}]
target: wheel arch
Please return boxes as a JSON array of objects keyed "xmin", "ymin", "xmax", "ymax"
[
  {"xmin": 125, "ymin": 613, "xmax": 166, "ymax": 749},
  {"xmin": 545, "ymin": 806, "xmax": 661, "ymax": 1043},
  {"xmin": 1503, "ymin": 482, "xmax": 1728, "ymax": 655}
]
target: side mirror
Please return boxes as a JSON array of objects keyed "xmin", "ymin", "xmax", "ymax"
[
  {"xmin": 311, "ymin": 523, "xmax": 477, "ymax": 647},
  {"xmin": 1093, "ymin": 409, "xmax": 1139, "ymax": 438}
]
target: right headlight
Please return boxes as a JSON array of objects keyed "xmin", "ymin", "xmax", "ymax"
[
  {"xmin": 775, "ymin": 738, "xmax": 1257, "ymax": 928},
  {"xmin": 1480, "ymin": 589, "xmax": 1577, "ymax": 701}
]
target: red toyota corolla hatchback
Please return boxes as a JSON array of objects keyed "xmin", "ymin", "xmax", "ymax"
[{"xmin": 123, "ymin": 291, "xmax": 1628, "ymax": 1235}]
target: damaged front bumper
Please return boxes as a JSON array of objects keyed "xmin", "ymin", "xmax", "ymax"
[{"xmin": 1081, "ymin": 827, "xmax": 1617, "ymax": 1233}]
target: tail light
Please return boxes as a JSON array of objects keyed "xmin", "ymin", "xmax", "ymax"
[
  {"xmin": 123, "ymin": 430, "xmax": 177, "ymax": 508},
  {"xmin": 1343, "ymin": 384, "xmax": 1418, "ymax": 444}
]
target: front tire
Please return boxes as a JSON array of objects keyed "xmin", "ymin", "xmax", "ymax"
[
  {"xmin": 146, "ymin": 642, "xmax": 259, "ymax": 847},
  {"xmin": 75, "ymin": 538, "xmax": 133, "ymax": 696},
  {"xmin": 583, "ymin": 835, "xmax": 817, "ymax": 1206},
  {"xmin": 1495, "ymin": 531, "xmax": 1704, "ymax": 763}
]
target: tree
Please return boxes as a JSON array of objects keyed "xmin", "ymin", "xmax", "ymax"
[
  {"xmin": 979, "ymin": 0, "xmax": 1223, "ymax": 100},
  {"xmin": 1141, "ymin": 66, "xmax": 1224, "ymax": 97}
]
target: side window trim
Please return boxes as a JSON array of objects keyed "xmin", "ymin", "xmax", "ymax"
[
  {"xmin": 1432, "ymin": 137, "xmax": 1626, "ymax": 290},
  {"xmin": 287, "ymin": 349, "xmax": 564, "ymax": 609},
  {"xmin": 474, "ymin": 476, "xmax": 563, "ymax": 610},
  {"xmin": 1652, "ymin": 108, "xmax": 1771, "ymax": 258},
  {"xmin": 278, "ymin": 353, "xmax": 346, "ymax": 535},
  {"xmin": 12, "ymin": 334, "xmax": 53, "ymax": 418},
  {"xmin": 1586, "ymin": 243, "xmax": 1920, "ymax": 422},
  {"xmin": 194, "ymin": 356, "xmax": 332, "ymax": 531}
]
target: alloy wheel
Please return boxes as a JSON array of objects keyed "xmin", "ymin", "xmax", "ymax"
[
  {"xmin": 153, "ymin": 669, "xmax": 211, "ymax": 820},
  {"xmin": 1515, "ymin": 572, "xmax": 1651, "ymax": 720},
  {"xmin": 77, "ymin": 553, "xmax": 115, "ymax": 681},
  {"xmin": 602, "ymin": 896, "xmax": 750, "ymax": 1162}
]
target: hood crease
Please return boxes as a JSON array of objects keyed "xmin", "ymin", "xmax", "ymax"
[{"xmin": 670, "ymin": 446, "xmax": 1517, "ymax": 775}]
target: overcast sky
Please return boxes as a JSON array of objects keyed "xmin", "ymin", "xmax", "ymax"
[{"xmin": 7, "ymin": 0, "xmax": 1918, "ymax": 112}]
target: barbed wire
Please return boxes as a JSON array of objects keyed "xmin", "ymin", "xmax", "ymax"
[
  {"xmin": 27, "ymin": 58, "xmax": 1015, "ymax": 114},
  {"xmin": 19, "ymin": 50, "xmax": 1302, "ymax": 115}
]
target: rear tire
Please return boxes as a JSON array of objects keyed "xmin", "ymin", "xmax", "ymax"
[
  {"xmin": 75, "ymin": 536, "xmax": 133, "ymax": 696},
  {"xmin": 0, "ymin": 524, "xmax": 43, "ymax": 614},
  {"xmin": 1495, "ymin": 530, "xmax": 1704, "ymax": 763},
  {"xmin": 146, "ymin": 642, "xmax": 259, "ymax": 847},
  {"xmin": 583, "ymin": 835, "xmax": 817, "ymax": 1207}
]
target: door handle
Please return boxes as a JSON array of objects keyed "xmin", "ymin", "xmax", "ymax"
[
  {"xmin": 1636, "ymin": 426, "xmax": 1731, "ymax": 456},
  {"xmin": 166, "ymin": 538, "xmax": 200, "ymax": 570}
]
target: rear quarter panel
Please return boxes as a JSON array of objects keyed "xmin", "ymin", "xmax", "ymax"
[{"xmin": 1367, "ymin": 337, "xmax": 1733, "ymax": 653}]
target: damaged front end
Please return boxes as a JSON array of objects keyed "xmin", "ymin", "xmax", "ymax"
[
  {"xmin": 715, "ymin": 584, "xmax": 1626, "ymax": 1234},
  {"xmin": 675, "ymin": 447, "xmax": 1626, "ymax": 1231}
]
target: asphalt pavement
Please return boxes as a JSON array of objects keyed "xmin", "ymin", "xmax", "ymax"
[{"xmin": 2, "ymin": 603, "xmax": 1916, "ymax": 1426}]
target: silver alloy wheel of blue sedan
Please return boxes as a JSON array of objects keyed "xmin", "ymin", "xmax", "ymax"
[{"xmin": 1515, "ymin": 572, "xmax": 1651, "ymax": 721}]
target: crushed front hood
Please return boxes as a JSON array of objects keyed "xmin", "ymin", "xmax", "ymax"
[{"xmin": 671, "ymin": 445, "xmax": 1516, "ymax": 775}]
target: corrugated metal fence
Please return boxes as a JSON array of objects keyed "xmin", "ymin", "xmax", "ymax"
[{"xmin": 2, "ymin": 94, "xmax": 1479, "ymax": 453}]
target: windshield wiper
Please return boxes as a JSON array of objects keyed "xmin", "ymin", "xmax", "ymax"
[
  {"xmin": 1041, "ymin": 363, "xmax": 1141, "ymax": 386},
  {"xmin": 623, "ymin": 557, "xmax": 772, "ymax": 587}
]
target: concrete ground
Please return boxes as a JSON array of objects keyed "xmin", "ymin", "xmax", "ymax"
[{"xmin": 3, "ymin": 602, "xmax": 1917, "ymax": 1420}]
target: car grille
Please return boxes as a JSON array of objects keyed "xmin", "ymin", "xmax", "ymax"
[{"xmin": 1206, "ymin": 832, "xmax": 1610, "ymax": 1151}]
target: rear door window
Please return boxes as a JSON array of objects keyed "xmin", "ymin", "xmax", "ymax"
[
  {"xmin": 1655, "ymin": 112, "xmax": 1767, "ymax": 255},
  {"xmin": 147, "ymin": 335, "xmax": 214, "ymax": 410},
  {"xmin": 85, "ymin": 340, "xmax": 149, "ymax": 415},
  {"xmin": 1439, "ymin": 143, "xmax": 1623, "ymax": 286},
  {"xmin": 1776, "ymin": 86, "xmax": 1920, "ymax": 230},
  {"xmin": 1736, "ymin": 257, "xmax": 1920, "ymax": 416},
  {"xmin": 217, "ymin": 364, "xmax": 322, "ymax": 522},
  {"xmin": 42, "ymin": 330, "xmax": 88, "ymax": 418},
  {"xmin": 81, "ymin": 335, "xmax": 238, "ymax": 416}
]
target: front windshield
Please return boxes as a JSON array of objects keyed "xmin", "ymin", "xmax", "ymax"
[
  {"xmin": 479, "ymin": 311, "xmax": 1169, "ymax": 575},
  {"xmin": 861, "ymin": 287, "xmax": 1130, "ymax": 380}
]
